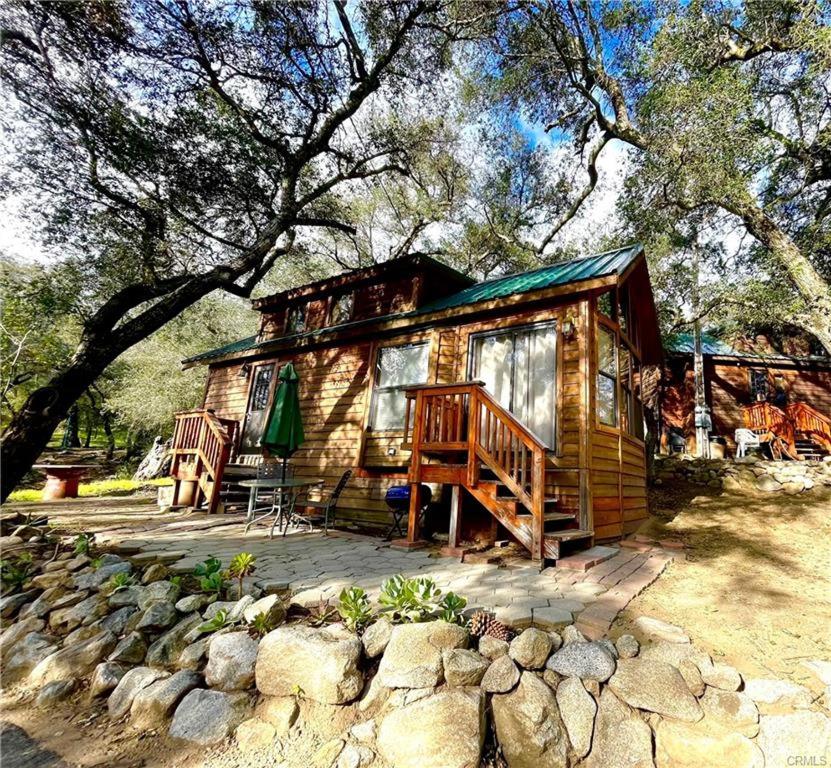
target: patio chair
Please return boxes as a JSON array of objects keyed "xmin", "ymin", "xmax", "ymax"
[
  {"xmin": 735, "ymin": 428, "xmax": 761, "ymax": 458},
  {"xmin": 294, "ymin": 469, "xmax": 352, "ymax": 535}
]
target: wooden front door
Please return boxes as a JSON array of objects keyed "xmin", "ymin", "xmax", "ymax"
[
  {"xmin": 240, "ymin": 362, "xmax": 278, "ymax": 452},
  {"xmin": 469, "ymin": 321, "xmax": 558, "ymax": 448}
]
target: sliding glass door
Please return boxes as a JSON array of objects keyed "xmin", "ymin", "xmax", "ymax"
[{"xmin": 470, "ymin": 322, "xmax": 558, "ymax": 448}]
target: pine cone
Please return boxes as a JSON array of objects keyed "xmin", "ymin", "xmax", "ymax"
[{"xmin": 469, "ymin": 610, "xmax": 515, "ymax": 642}]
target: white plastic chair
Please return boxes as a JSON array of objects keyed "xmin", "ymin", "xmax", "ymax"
[{"xmin": 735, "ymin": 429, "xmax": 760, "ymax": 458}]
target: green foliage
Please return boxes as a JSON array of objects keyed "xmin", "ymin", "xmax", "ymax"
[
  {"xmin": 168, "ymin": 575, "xmax": 182, "ymax": 588},
  {"xmin": 90, "ymin": 557, "xmax": 105, "ymax": 571},
  {"xmin": 197, "ymin": 609, "xmax": 230, "ymax": 635},
  {"xmin": 227, "ymin": 553, "xmax": 256, "ymax": 600},
  {"xmin": 0, "ymin": 555, "xmax": 33, "ymax": 592},
  {"xmin": 193, "ymin": 557, "xmax": 222, "ymax": 578},
  {"xmin": 248, "ymin": 611, "xmax": 277, "ymax": 638},
  {"xmin": 7, "ymin": 478, "xmax": 173, "ymax": 504},
  {"xmin": 378, "ymin": 574, "xmax": 443, "ymax": 623},
  {"xmin": 337, "ymin": 587, "xmax": 374, "ymax": 632},
  {"xmin": 108, "ymin": 571, "xmax": 135, "ymax": 592},
  {"xmin": 73, "ymin": 533, "xmax": 94, "ymax": 556},
  {"xmin": 199, "ymin": 571, "xmax": 225, "ymax": 596},
  {"xmin": 437, "ymin": 592, "xmax": 468, "ymax": 625}
]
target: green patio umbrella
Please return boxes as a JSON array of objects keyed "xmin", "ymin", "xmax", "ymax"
[{"xmin": 261, "ymin": 362, "xmax": 305, "ymax": 481}]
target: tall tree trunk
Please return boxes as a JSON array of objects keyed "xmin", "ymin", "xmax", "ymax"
[
  {"xmin": 101, "ymin": 411, "xmax": 115, "ymax": 461},
  {"xmin": 723, "ymin": 196, "xmax": 831, "ymax": 354}
]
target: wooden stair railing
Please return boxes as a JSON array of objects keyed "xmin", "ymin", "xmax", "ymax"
[
  {"xmin": 785, "ymin": 402, "xmax": 831, "ymax": 452},
  {"xmin": 405, "ymin": 382, "xmax": 584, "ymax": 562},
  {"xmin": 742, "ymin": 402, "xmax": 798, "ymax": 459},
  {"xmin": 170, "ymin": 409, "xmax": 237, "ymax": 514}
]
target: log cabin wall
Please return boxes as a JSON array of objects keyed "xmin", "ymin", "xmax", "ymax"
[{"xmin": 662, "ymin": 356, "xmax": 831, "ymax": 454}]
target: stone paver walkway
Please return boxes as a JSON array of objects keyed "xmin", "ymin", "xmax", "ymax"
[{"xmin": 113, "ymin": 515, "xmax": 674, "ymax": 636}]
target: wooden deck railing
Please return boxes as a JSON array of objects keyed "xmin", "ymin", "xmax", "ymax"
[
  {"xmin": 405, "ymin": 381, "xmax": 549, "ymax": 560},
  {"xmin": 786, "ymin": 402, "xmax": 831, "ymax": 451},
  {"xmin": 170, "ymin": 409, "xmax": 238, "ymax": 514},
  {"xmin": 742, "ymin": 402, "xmax": 798, "ymax": 459}
]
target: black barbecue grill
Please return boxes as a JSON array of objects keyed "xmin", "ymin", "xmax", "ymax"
[{"xmin": 384, "ymin": 484, "xmax": 431, "ymax": 539}]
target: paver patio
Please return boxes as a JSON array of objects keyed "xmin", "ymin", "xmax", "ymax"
[{"xmin": 4, "ymin": 496, "xmax": 675, "ymax": 636}]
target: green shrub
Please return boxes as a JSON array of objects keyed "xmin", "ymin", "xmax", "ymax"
[
  {"xmin": 0, "ymin": 555, "xmax": 33, "ymax": 592},
  {"xmin": 438, "ymin": 592, "xmax": 467, "ymax": 625},
  {"xmin": 199, "ymin": 571, "xmax": 224, "ymax": 595},
  {"xmin": 107, "ymin": 572, "xmax": 135, "ymax": 592},
  {"xmin": 379, "ymin": 574, "xmax": 442, "ymax": 623},
  {"xmin": 73, "ymin": 533, "xmax": 94, "ymax": 556},
  {"xmin": 248, "ymin": 611, "xmax": 277, "ymax": 637},
  {"xmin": 228, "ymin": 553, "xmax": 256, "ymax": 600},
  {"xmin": 197, "ymin": 608, "xmax": 230, "ymax": 635},
  {"xmin": 338, "ymin": 587, "xmax": 373, "ymax": 632}
]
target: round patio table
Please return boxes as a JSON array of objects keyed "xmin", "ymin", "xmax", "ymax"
[
  {"xmin": 32, "ymin": 464, "xmax": 96, "ymax": 500},
  {"xmin": 240, "ymin": 477, "xmax": 324, "ymax": 539}
]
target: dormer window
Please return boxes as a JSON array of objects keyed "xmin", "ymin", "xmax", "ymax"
[
  {"xmin": 330, "ymin": 292, "xmax": 354, "ymax": 326},
  {"xmin": 286, "ymin": 304, "xmax": 306, "ymax": 335}
]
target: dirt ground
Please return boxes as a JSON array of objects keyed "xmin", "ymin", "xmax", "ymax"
[{"xmin": 614, "ymin": 483, "xmax": 831, "ymax": 696}]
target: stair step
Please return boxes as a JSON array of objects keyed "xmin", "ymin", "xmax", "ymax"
[
  {"xmin": 516, "ymin": 512, "xmax": 574, "ymax": 523},
  {"xmin": 544, "ymin": 529, "xmax": 593, "ymax": 542}
]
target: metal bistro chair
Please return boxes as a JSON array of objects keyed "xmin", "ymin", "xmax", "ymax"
[{"xmin": 293, "ymin": 469, "xmax": 352, "ymax": 535}]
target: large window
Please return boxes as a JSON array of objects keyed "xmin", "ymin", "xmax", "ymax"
[
  {"xmin": 240, "ymin": 363, "xmax": 276, "ymax": 451},
  {"xmin": 286, "ymin": 304, "xmax": 307, "ymax": 335},
  {"xmin": 597, "ymin": 324, "xmax": 618, "ymax": 427},
  {"xmin": 370, "ymin": 343, "xmax": 429, "ymax": 430},
  {"xmin": 330, "ymin": 293, "xmax": 354, "ymax": 325}
]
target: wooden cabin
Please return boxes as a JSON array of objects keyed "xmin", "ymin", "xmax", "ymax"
[
  {"xmin": 173, "ymin": 246, "xmax": 663, "ymax": 564},
  {"xmin": 661, "ymin": 333, "xmax": 831, "ymax": 459}
]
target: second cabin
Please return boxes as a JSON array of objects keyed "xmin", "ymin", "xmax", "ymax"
[{"xmin": 176, "ymin": 245, "xmax": 662, "ymax": 565}]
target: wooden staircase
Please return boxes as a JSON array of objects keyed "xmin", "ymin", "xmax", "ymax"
[
  {"xmin": 404, "ymin": 382, "xmax": 591, "ymax": 563},
  {"xmin": 743, "ymin": 401, "xmax": 831, "ymax": 461},
  {"xmin": 170, "ymin": 409, "xmax": 238, "ymax": 514}
]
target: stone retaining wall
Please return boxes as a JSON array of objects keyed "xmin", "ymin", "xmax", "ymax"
[{"xmin": 654, "ymin": 454, "xmax": 831, "ymax": 494}]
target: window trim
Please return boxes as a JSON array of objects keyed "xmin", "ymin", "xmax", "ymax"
[{"xmin": 368, "ymin": 341, "xmax": 430, "ymax": 433}]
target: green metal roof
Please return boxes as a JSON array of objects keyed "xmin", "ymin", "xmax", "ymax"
[
  {"xmin": 419, "ymin": 244, "xmax": 643, "ymax": 313},
  {"xmin": 185, "ymin": 244, "xmax": 644, "ymax": 366},
  {"xmin": 664, "ymin": 332, "xmax": 829, "ymax": 363}
]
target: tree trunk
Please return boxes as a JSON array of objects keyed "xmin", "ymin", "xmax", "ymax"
[
  {"xmin": 101, "ymin": 411, "xmax": 115, "ymax": 461},
  {"xmin": 724, "ymin": 196, "xmax": 831, "ymax": 354}
]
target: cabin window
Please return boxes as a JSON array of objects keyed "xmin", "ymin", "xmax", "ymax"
[
  {"xmin": 596, "ymin": 324, "xmax": 617, "ymax": 427},
  {"xmin": 469, "ymin": 321, "xmax": 558, "ymax": 448},
  {"xmin": 240, "ymin": 363, "xmax": 276, "ymax": 451},
  {"xmin": 286, "ymin": 304, "xmax": 307, "ymax": 335},
  {"xmin": 330, "ymin": 293, "xmax": 354, "ymax": 325},
  {"xmin": 749, "ymin": 369, "xmax": 768, "ymax": 401},
  {"xmin": 370, "ymin": 342, "xmax": 429, "ymax": 431},
  {"xmin": 619, "ymin": 346, "xmax": 631, "ymax": 433},
  {"xmin": 597, "ymin": 291, "xmax": 614, "ymax": 319}
]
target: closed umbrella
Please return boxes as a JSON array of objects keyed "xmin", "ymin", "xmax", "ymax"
[{"xmin": 261, "ymin": 362, "xmax": 305, "ymax": 483}]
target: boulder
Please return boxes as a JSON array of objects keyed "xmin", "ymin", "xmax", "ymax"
[
  {"xmin": 48, "ymin": 593, "xmax": 108, "ymax": 633},
  {"xmin": 90, "ymin": 662, "xmax": 127, "ymax": 697},
  {"xmin": 242, "ymin": 593, "xmax": 285, "ymax": 626},
  {"xmin": 205, "ymin": 631, "xmax": 258, "ymax": 691},
  {"xmin": 35, "ymin": 679, "xmax": 77, "ymax": 707},
  {"xmin": 655, "ymin": 719, "xmax": 763, "ymax": 768},
  {"xmin": 756, "ymin": 711, "xmax": 831, "ymax": 768},
  {"xmin": 73, "ymin": 562, "xmax": 132, "ymax": 591},
  {"xmin": 64, "ymin": 625, "xmax": 101, "ymax": 647},
  {"xmin": 256, "ymin": 624, "xmax": 363, "ymax": 704},
  {"xmin": 145, "ymin": 612, "xmax": 202, "ymax": 668},
  {"xmin": 546, "ymin": 642, "xmax": 616, "ymax": 682},
  {"xmin": 481, "ymin": 654, "xmax": 520, "ymax": 693},
  {"xmin": 109, "ymin": 632, "xmax": 148, "ymax": 665},
  {"xmin": 30, "ymin": 571, "xmax": 72, "ymax": 590},
  {"xmin": 136, "ymin": 601, "xmax": 177, "ymax": 631},
  {"xmin": 0, "ymin": 590, "xmax": 37, "ymax": 619},
  {"xmin": 177, "ymin": 638, "xmax": 209, "ymax": 670},
  {"xmin": 204, "ymin": 596, "xmax": 254, "ymax": 623},
  {"xmin": 108, "ymin": 586, "xmax": 142, "ymax": 608},
  {"xmin": 96, "ymin": 606, "xmax": 138, "ymax": 636},
  {"xmin": 585, "ymin": 689, "xmax": 654, "ymax": 768},
  {"xmin": 3, "ymin": 632, "xmax": 58, "ymax": 683},
  {"xmin": 138, "ymin": 580, "xmax": 181, "ymax": 610},
  {"xmin": 698, "ymin": 687, "xmax": 759, "ymax": 737},
  {"xmin": 615, "ymin": 634, "xmax": 639, "ymax": 659},
  {"xmin": 1, "ymin": 615, "xmax": 46, "ymax": 658},
  {"xmin": 235, "ymin": 718, "xmax": 276, "ymax": 751},
  {"xmin": 377, "ymin": 622, "xmax": 468, "ymax": 689},
  {"xmin": 556, "ymin": 677, "xmax": 596, "ymax": 759},
  {"xmin": 130, "ymin": 669, "xmax": 202, "ymax": 729},
  {"xmin": 30, "ymin": 630, "xmax": 117, "ymax": 686},
  {"xmin": 255, "ymin": 695, "xmax": 299, "ymax": 736},
  {"xmin": 561, "ymin": 625, "xmax": 587, "ymax": 645},
  {"xmin": 509, "ymin": 628, "xmax": 553, "ymax": 670},
  {"xmin": 479, "ymin": 635, "xmax": 509, "ymax": 661},
  {"xmin": 492, "ymin": 671, "xmax": 569, "ymax": 768},
  {"xmin": 639, "ymin": 641, "xmax": 707, "ymax": 696},
  {"xmin": 608, "ymin": 658, "xmax": 702, "ymax": 722},
  {"xmin": 377, "ymin": 688, "xmax": 484, "ymax": 768},
  {"xmin": 442, "ymin": 649, "xmax": 490, "ymax": 687},
  {"xmin": 169, "ymin": 689, "xmax": 251, "ymax": 745},
  {"xmin": 175, "ymin": 594, "xmax": 212, "ymax": 613},
  {"xmin": 141, "ymin": 563, "xmax": 169, "ymax": 584},
  {"xmin": 361, "ymin": 618, "xmax": 393, "ymax": 659},
  {"xmin": 23, "ymin": 588, "xmax": 83, "ymax": 619},
  {"xmin": 698, "ymin": 659, "xmax": 741, "ymax": 691},
  {"xmin": 632, "ymin": 616, "xmax": 689, "ymax": 644},
  {"xmin": 743, "ymin": 678, "xmax": 813, "ymax": 714},
  {"xmin": 109, "ymin": 666, "xmax": 170, "ymax": 718}
]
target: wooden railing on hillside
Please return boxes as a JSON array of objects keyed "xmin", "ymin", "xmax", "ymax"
[
  {"xmin": 786, "ymin": 402, "xmax": 831, "ymax": 451},
  {"xmin": 742, "ymin": 402, "xmax": 799, "ymax": 459},
  {"xmin": 170, "ymin": 409, "xmax": 238, "ymax": 514},
  {"xmin": 404, "ymin": 381, "xmax": 552, "ymax": 560}
]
